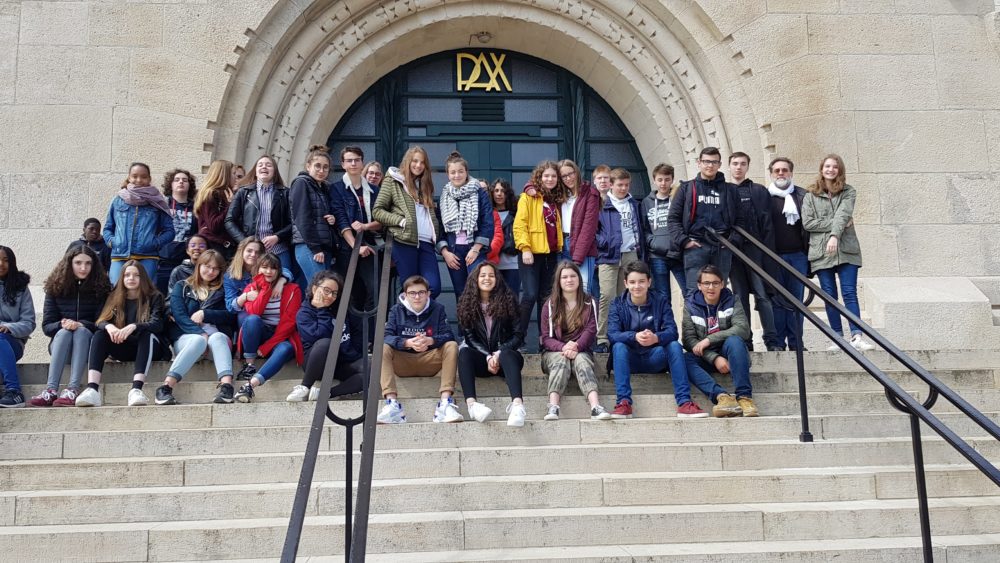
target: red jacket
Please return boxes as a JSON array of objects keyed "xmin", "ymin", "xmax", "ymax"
[
  {"xmin": 487, "ymin": 209, "xmax": 503, "ymax": 265},
  {"xmin": 238, "ymin": 273, "xmax": 304, "ymax": 364},
  {"xmin": 569, "ymin": 181, "xmax": 601, "ymax": 263}
]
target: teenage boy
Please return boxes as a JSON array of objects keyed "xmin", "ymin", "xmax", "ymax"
[
  {"xmin": 594, "ymin": 169, "xmax": 645, "ymax": 353},
  {"xmin": 727, "ymin": 152, "xmax": 779, "ymax": 351},
  {"xmin": 641, "ymin": 163, "xmax": 686, "ymax": 308},
  {"xmin": 765, "ymin": 157, "xmax": 810, "ymax": 351},
  {"xmin": 68, "ymin": 218, "xmax": 112, "ymax": 273},
  {"xmin": 592, "ymin": 164, "xmax": 612, "ymax": 200},
  {"xmin": 682, "ymin": 265, "xmax": 757, "ymax": 418},
  {"xmin": 607, "ymin": 261, "xmax": 693, "ymax": 418},
  {"xmin": 330, "ymin": 145, "xmax": 382, "ymax": 337},
  {"xmin": 379, "ymin": 275, "xmax": 462, "ymax": 424},
  {"xmin": 667, "ymin": 147, "xmax": 745, "ymax": 296}
]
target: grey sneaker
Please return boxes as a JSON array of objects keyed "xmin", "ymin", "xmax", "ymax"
[
  {"xmin": 543, "ymin": 404, "xmax": 560, "ymax": 421},
  {"xmin": 590, "ymin": 405, "xmax": 612, "ymax": 420}
]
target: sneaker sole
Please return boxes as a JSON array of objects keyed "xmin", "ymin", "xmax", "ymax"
[
  {"xmin": 213, "ymin": 397, "xmax": 234, "ymax": 404},
  {"xmin": 543, "ymin": 415, "xmax": 559, "ymax": 421},
  {"xmin": 742, "ymin": 411, "xmax": 759, "ymax": 417},
  {"xmin": 677, "ymin": 412, "xmax": 710, "ymax": 418},
  {"xmin": 610, "ymin": 414, "xmax": 633, "ymax": 419},
  {"xmin": 236, "ymin": 396, "xmax": 252, "ymax": 403},
  {"xmin": 154, "ymin": 399, "xmax": 177, "ymax": 406},
  {"xmin": 712, "ymin": 409, "xmax": 742, "ymax": 418},
  {"xmin": 128, "ymin": 401, "xmax": 149, "ymax": 407},
  {"xmin": 591, "ymin": 414, "xmax": 612, "ymax": 421},
  {"xmin": 506, "ymin": 420, "xmax": 525, "ymax": 427},
  {"xmin": 0, "ymin": 403, "xmax": 26, "ymax": 408}
]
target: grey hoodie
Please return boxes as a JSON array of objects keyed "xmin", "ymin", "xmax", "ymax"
[{"xmin": 0, "ymin": 281, "xmax": 36, "ymax": 345}]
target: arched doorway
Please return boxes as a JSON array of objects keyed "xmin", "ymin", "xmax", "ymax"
[{"xmin": 326, "ymin": 50, "xmax": 650, "ymax": 195}]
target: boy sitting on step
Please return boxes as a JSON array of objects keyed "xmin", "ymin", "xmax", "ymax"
[
  {"xmin": 681, "ymin": 264, "xmax": 758, "ymax": 418},
  {"xmin": 378, "ymin": 275, "xmax": 462, "ymax": 424}
]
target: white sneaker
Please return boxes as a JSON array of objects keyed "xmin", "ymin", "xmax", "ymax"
[
  {"xmin": 75, "ymin": 387, "xmax": 102, "ymax": 407},
  {"xmin": 286, "ymin": 385, "xmax": 310, "ymax": 402},
  {"xmin": 433, "ymin": 399, "xmax": 465, "ymax": 423},
  {"xmin": 308, "ymin": 386, "xmax": 320, "ymax": 401},
  {"xmin": 826, "ymin": 343, "xmax": 840, "ymax": 352},
  {"xmin": 506, "ymin": 402, "xmax": 526, "ymax": 427},
  {"xmin": 467, "ymin": 401, "xmax": 492, "ymax": 423},
  {"xmin": 127, "ymin": 388, "xmax": 149, "ymax": 406},
  {"xmin": 851, "ymin": 334, "xmax": 875, "ymax": 352},
  {"xmin": 376, "ymin": 399, "xmax": 406, "ymax": 424}
]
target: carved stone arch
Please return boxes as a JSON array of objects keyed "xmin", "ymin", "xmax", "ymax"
[{"xmin": 215, "ymin": 0, "xmax": 750, "ymax": 178}]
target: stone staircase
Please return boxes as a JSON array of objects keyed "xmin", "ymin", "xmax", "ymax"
[{"xmin": 1, "ymin": 350, "xmax": 1000, "ymax": 561}]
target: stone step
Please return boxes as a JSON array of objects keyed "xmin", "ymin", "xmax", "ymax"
[
  {"xmin": 3, "ymin": 498, "xmax": 1000, "ymax": 560},
  {"xmin": 5, "ymin": 465, "xmax": 998, "ymax": 526},
  {"xmin": 2, "ymin": 436, "xmax": 997, "ymax": 490}
]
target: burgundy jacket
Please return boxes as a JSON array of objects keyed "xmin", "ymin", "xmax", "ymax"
[
  {"xmin": 568, "ymin": 181, "xmax": 601, "ymax": 263},
  {"xmin": 540, "ymin": 297, "xmax": 598, "ymax": 353}
]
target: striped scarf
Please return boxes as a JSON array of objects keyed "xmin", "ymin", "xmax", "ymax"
[{"xmin": 440, "ymin": 177, "xmax": 480, "ymax": 235}]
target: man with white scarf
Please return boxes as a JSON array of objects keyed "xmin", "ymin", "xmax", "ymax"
[
  {"xmin": 728, "ymin": 152, "xmax": 779, "ymax": 352},
  {"xmin": 765, "ymin": 157, "xmax": 810, "ymax": 351}
]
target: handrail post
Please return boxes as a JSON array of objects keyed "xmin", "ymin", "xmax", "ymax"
[
  {"xmin": 909, "ymin": 414, "xmax": 934, "ymax": 563},
  {"xmin": 793, "ymin": 310, "xmax": 813, "ymax": 442}
]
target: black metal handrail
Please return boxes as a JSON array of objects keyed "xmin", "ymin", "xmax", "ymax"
[
  {"xmin": 711, "ymin": 226, "xmax": 1000, "ymax": 563},
  {"xmin": 281, "ymin": 233, "xmax": 394, "ymax": 563}
]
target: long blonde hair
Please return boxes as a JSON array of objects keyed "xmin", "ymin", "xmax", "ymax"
[
  {"xmin": 808, "ymin": 153, "xmax": 847, "ymax": 196},
  {"xmin": 227, "ymin": 237, "xmax": 264, "ymax": 280},
  {"xmin": 400, "ymin": 146, "xmax": 435, "ymax": 208},
  {"xmin": 186, "ymin": 250, "xmax": 226, "ymax": 300},
  {"xmin": 98, "ymin": 260, "xmax": 159, "ymax": 326},
  {"xmin": 194, "ymin": 160, "xmax": 234, "ymax": 214}
]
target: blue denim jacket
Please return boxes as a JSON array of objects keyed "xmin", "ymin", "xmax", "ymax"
[{"xmin": 103, "ymin": 196, "xmax": 175, "ymax": 259}]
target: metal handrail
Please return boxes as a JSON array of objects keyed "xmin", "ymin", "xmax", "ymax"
[
  {"xmin": 710, "ymin": 226, "xmax": 1000, "ymax": 563},
  {"xmin": 280, "ymin": 233, "xmax": 394, "ymax": 563}
]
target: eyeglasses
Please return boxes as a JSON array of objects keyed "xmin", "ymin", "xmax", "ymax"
[
  {"xmin": 188, "ymin": 243, "xmax": 207, "ymax": 249},
  {"xmin": 560, "ymin": 172, "xmax": 575, "ymax": 180},
  {"xmin": 317, "ymin": 286, "xmax": 339, "ymax": 298},
  {"xmin": 202, "ymin": 265, "xmax": 222, "ymax": 272},
  {"xmin": 698, "ymin": 281, "xmax": 724, "ymax": 288},
  {"xmin": 405, "ymin": 290, "xmax": 428, "ymax": 298},
  {"xmin": 343, "ymin": 158, "xmax": 363, "ymax": 164},
  {"xmin": 699, "ymin": 160, "xmax": 721, "ymax": 166}
]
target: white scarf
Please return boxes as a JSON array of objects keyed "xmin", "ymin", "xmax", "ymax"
[
  {"xmin": 440, "ymin": 177, "xmax": 480, "ymax": 235},
  {"xmin": 767, "ymin": 181, "xmax": 800, "ymax": 225}
]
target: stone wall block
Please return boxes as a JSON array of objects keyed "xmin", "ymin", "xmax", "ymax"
[
  {"xmin": 765, "ymin": 0, "xmax": 837, "ymax": 13},
  {"xmin": 980, "ymin": 225, "xmax": 1000, "ymax": 275},
  {"xmin": 932, "ymin": 16, "xmax": 1000, "ymax": 109},
  {"xmin": 984, "ymin": 110, "xmax": 1000, "ymax": 171},
  {"xmin": 769, "ymin": 111, "xmax": 858, "ymax": 174},
  {"xmin": 849, "ymin": 173, "xmax": 880, "ymax": 225},
  {"xmin": 8, "ymin": 173, "xmax": 91, "ymax": 229},
  {"xmin": 877, "ymin": 174, "xmax": 951, "ymax": 225},
  {"xmin": 838, "ymin": 0, "xmax": 895, "ymax": 13},
  {"xmin": 0, "ymin": 228, "xmax": 81, "ymax": 281},
  {"xmin": 697, "ymin": 0, "xmax": 766, "ymax": 37},
  {"xmin": 88, "ymin": 173, "xmax": 124, "ymax": 225},
  {"xmin": 0, "ymin": 106, "xmax": 113, "ymax": 173},
  {"xmin": 837, "ymin": 55, "xmax": 939, "ymax": 110},
  {"xmin": 111, "ymin": 107, "xmax": 212, "ymax": 176},
  {"xmin": 88, "ymin": 3, "xmax": 163, "ymax": 48},
  {"xmin": 0, "ymin": 15, "xmax": 17, "ymax": 103},
  {"xmin": 856, "ymin": 111, "xmax": 987, "ymax": 173},
  {"xmin": 20, "ymin": 1, "xmax": 88, "ymax": 46},
  {"xmin": 896, "ymin": 224, "xmax": 983, "ymax": 276},
  {"xmin": 946, "ymin": 173, "xmax": 1000, "ymax": 224},
  {"xmin": 129, "ymin": 49, "xmax": 230, "ymax": 120},
  {"xmin": 807, "ymin": 14, "xmax": 933, "ymax": 54},
  {"xmin": 854, "ymin": 225, "xmax": 900, "ymax": 276},
  {"xmin": 0, "ymin": 175, "xmax": 8, "ymax": 229},
  {"xmin": 894, "ymin": 0, "xmax": 986, "ymax": 14},
  {"xmin": 16, "ymin": 45, "xmax": 129, "ymax": 106},
  {"xmin": 743, "ymin": 55, "xmax": 842, "ymax": 123},
  {"xmin": 729, "ymin": 13, "xmax": 808, "ymax": 74}
]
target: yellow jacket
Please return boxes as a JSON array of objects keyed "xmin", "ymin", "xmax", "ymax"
[{"xmin": 512, "ymin": 190, "xmax": 563, "ymax": 254}]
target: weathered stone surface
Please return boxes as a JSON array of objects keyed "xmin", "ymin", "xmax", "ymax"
[
  {"xmin": 16, "ymin": 45, "xmax": 129, "ymax": 106},
  {"xmin": 111, "ymin": 107, "xmax": 212, "ymax": 174},
  {"xmin": 807, "ymin": 14, "xmax": 933, "ymax": 54},
  {"xmin": 838, "ymin": 0, "xmax": 895, "ymax": 13},
  {"xmin": 933, "ymin": 15, "xmax": 1000, "ymax": 109},
  {"xmin": 0, "ymin": 229, "xmax": 80, "ymax": 282},
  {"xmin": 877, "ymin": 174, "xmax": 951, "ymax": 225},
  {"xmin": 88, "ymin": 2, "xmax": 163, "ymax": 47},
  {"xmin": 856, "ymin": 111, "xmax": 988, "ymax": 173},
  {"xmin": 129, "ymin": 49, "xmax": 230, "ymax": 120},
  {"xmin": 854, "ymin": 225, "xmax": 900, "ymax": 276},
  {"xmin": 896, "ymin": 224, "xmax": 983, "ymax": 276},
  {"xmin": 849, "ymin": 173, "xmax": 880, "ymax": 225},
  {"xmin": 729, "ymin": 14, "xmax": 808, "ymax": 74},
  {"xmin": 697, "ymin": 0, "xmax": 766, "ymax": 37},
  {"xmin": 765, "ymin": 0, "xmax": 837, "ymax": 13},
  {"xmin": 769, "ymin": 111, "xmax": 858, "ymax": 174},
  {"xmin": 743, "ymin": 55, "xmax": 842, "ymax": 122},
  {"xmin": 0, "ymin": 15, "xmax": 16, "ymax": 103},
  {"xmin": 894, "ymin": 0, "xmax": 986, "ymax": 14},
  {"xmin": 19, "ymin": 1, "xmax": 89, "ymax": 46},
  {"xmin": 0, "ymin": 175, "xmax": 8, "ymax": 229},
  {"xmin": 0, "ymin": 105, "xmax": 113, "ymax": 173},
  {"xmin": 838, "ymin": 55, "xmax": 938, "ymax": 110},
  {"xmin": 8, "ymin": 173, "xmax": 91, "ymax": 229},
  {"xmin": 946, "ymin": 173, "xmax": 1000, "ymax": 224}
]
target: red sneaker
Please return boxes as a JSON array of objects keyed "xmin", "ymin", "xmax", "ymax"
[
  {"xmin": 52, "ymin": 388, "xmax": 79, "ymax": 407},
  {"xmin": 676, "ymin": 401, "xmax": 709, "ymax": 418},
  {"xmin": 610, "ymin": 400, "xmax": 633, "ymax": 419},
  {"xmin": 29, "ymin": 388, "xmax": 57, "ymax": 407}
]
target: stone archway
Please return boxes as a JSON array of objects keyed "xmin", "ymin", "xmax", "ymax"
[{"xmin": 215, "ymin": 0, "xmax": 756, "ymax": 178}]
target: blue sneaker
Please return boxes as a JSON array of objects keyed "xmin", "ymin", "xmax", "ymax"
[{"xmin": 376, "ymin": 398, "xmax": 406, "ymax": 424}]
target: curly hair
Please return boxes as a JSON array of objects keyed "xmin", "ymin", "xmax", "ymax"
[
  {"xmin": 43, "ymin": 246, "xmax": 112, "ymax": 299},
  {"xmin": 490, "ymin": 178, "xmax": 517, "ymax": 212},
  {"xmin": 528, "ymin": 160, "xmax": 566, "ymax": 205},
  {"xmin": 456, "ymin": 262, "xmax": 518, "ymax": 329},
  {"xmin": 162, "ymin": 168, "xmax": 198, "ymax": 200}
]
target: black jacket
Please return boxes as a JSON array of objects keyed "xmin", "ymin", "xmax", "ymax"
[
  {"xmin": 499, "ymin": 209, "xmax": 518, "ymax": 256},
  {"xmin": 460, "ymin": 308, "xmax": 522, "ymax": 356},
  {"xmin": 67, "ymin": 239, "xmax": 111, "ymax": 274},
  {"xmin": 667, "ymin": 172, "xmax": 746, "ymax": 252},
  {"xmin": 224, "ymin": 184, "xmax": 293, "ymax": 244},
  {"xmin": 734, "ymin": 179, "xmax": 774, "ymax": 250},
  {"xmin": 289, "ymin": 172, "xmax": 335, "ymax": 252},
  {"xmin": 42, "ymin": 282, "xmax": 107, "ymax": 338}
]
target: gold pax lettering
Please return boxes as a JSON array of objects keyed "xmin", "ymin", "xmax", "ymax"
[{"xmin": 456, "ymin": 52, "xmax": 512, "ymax": 92}]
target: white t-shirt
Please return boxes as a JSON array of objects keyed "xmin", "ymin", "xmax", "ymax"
[{"xmin": 561, "ymin": 195, "xmax": 577, "ymax": 235}]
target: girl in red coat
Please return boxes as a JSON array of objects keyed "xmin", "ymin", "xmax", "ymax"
[{"xmin": 233, "ymin": 252, "xmax": 303, "ymax": 402}]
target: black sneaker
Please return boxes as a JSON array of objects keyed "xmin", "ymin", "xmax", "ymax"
[
  {"xmin": 0, "ymin": 389, "xmax": 25, "ymax": 408},
  {"xmin": 154, "ymin": 385, "xmax": 177, "ymax": 405},
  {"xmin": 236, "ymin": 363, "xmax": 257, "ymax": 381},
  {"xmin": 235, "ymin": 383, "xmax": 255, "ymax": 403},
  {"xmin": 593, "ymin": 342, "xmax": 609, "ymax": 354},
  {"xmin": 213, "ymin": 383, "xmax": 235, "ymax": 404}
]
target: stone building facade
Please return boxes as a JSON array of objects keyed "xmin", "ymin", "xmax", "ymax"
[{"xmin": 3, "ymin": 0, "xmax": 1000, "ymax": 353}]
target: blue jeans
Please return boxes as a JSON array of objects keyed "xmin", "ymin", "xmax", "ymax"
[
  {"xmin": 446, "ymin": 243, "xmax": 486, "ymax": 301},
  {"xmin": 649, "ymin": 256, "xmax": 686, "ymax": 308},
  {"xmin": 168, "ymin": 332, "xmax": 234, "ymax": 380},
  {"xmin": 683, "ymin": 335, "xmax": 752, "ymax": 401},
  {"xmin": 110, "ymin": 258, "xmax": 158, "ymax": 285},
  {"xmin": 816, "ymin": 263, "xmax": 862, "ymax": 337},
  {"xmin": 0, "ymin": 333, "xmax": 25, "ymax": 391},
  {"xmin": 610, "ymin": 340, "xmax": 687, "ymax": 405},
  {"xmin": 774, "ymin": 251, "xmax": 808, "ymax": 350},
  {"xmin": 294, "ymin": 243, "xmax": 332, "ymax": 293},
  {"xmin": 683, "ymin": 244, "xmax": 732, "ymax": 296},
  {"xmin": 499, "ymin": 268, "xmax": 520, "ymax": 295},
  {"xmin": 238, "ymin": 316, "xmax": 296, "ymax": 384},
  {"xmin": 392, "ymin": 241, "xmax": 442, "ymax": 298},
  {"xmin": 561, "ymin": 238, "xmax": 596, "ymax": 293},
  {"xmin": 47, "ymin": 327, "xmax": 93, "ymax": 390}
]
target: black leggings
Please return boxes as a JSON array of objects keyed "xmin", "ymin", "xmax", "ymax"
[
  {"xmin": 301, "ymin": 338, "xmax": 365, "ymax": 397},
  {"xmin": 88, "ymin": 330, "xmax": 164, "ymax": 375},
  {"xmin": 458, "ymin": 347, "xmax": 524, "ymax": 400}
]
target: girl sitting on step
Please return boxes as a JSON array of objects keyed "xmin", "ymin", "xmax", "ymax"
[{"xmin": 0, "ymin": 246, "xmax": 37, "ymax": 408}]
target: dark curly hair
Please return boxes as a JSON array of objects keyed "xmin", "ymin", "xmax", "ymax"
[
  {"xmin": 456, "ymin": 262, "xmax": 518, "ymax": 329},
  {"xmin": 161, "ymin": 168, "xmax": 198, "ymax": 200},
  {"xmin": 43, "ymin": 246, "xmax": 112, "ymax": 300},
  {"xmin": 0, "ymin": 246, "xmax": 30, "ymax": 307}
]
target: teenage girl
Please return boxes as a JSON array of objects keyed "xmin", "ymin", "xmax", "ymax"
[
  {"xmin": 224, "ymin": 236, "xmax": 265, "ymax": 317},
  {"xmin": 103, "ymin": 163, "xmax": 175, "ymax": 283},
  {"xmin": 0, "ymin": 246, "xmax": 36, "ymax": 408},
  {"xmin": 290, "ymin": 145, "xmax": 336, "ymax": 291},
  {"xmin": 194, "ymin": 159, "xmax": 236, "ymax": 259},
  {"xmin": 438, "ymin": 151, "xmax": 495, "ymax": 300}
]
